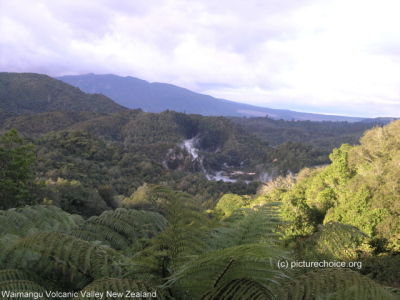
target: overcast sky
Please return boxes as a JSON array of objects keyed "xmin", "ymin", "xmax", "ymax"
[{"xmin": 1, "ymin": 0, "xmax": 400, "ymax": 118}]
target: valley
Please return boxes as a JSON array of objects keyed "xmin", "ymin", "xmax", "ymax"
[{"xmin": 0, "ymin": 72, "xmax": 399, "ymax": 299}]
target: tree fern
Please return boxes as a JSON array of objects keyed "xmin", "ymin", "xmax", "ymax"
[
  {"xmin": 208, "ymin": 203, "xmax": 284, "ymax": 250},
  {"xmin": 0, "ymin": 232, "xmax": 124, "ymax": 290},
  {"xmin": 0, "ymin": 269, "xmax": 45, "ymax": 285},
  {"xmin": 71, "ymin": 223, "xmax": 131, "ymax": 250},
  {"xmin": 0, "ymin": 205, "xmax": 79, "ymax": 237},
  {"xmin": 10, "ymin": 205, "xmax": 79, "ymax": 232},
  {"xmin": 166, "ymin": 244, "xmax": 289, "ymax": 298},
  {"xmin": 0, "ymin": 280, "xmax": 48, "ymax": 298},
  {"xmin": 0, "ymin": 205, "xmax": 80, "ymax": 253},
  {"xmin": 198, "ymin": 278, "xmax": 277, "ymax": 300},
  {"xmin": 70, "ymin": 208, "xmax": 167, "ymax": 251},
  {"xmin": 277, "ymin": 268, "xmax": 398, "ymax": 300},
  {"xmin": 146, "ymin": 186, "xmax": 209, "ymax": 266},
  {"xmin": 0, "ymin": 269, "xmax": 49, "ymax": 297},
  {"xmin": 116, "ymin": 186, "xmax": 212, "ymax": 291},
  {"xmin": 74, "ymin": 278, "xmax": 166, "ymax": 300}
]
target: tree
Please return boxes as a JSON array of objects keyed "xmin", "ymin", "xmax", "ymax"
[{"xmin": 0, "ymin": 129, "xmax": 37, "ymax": 209}]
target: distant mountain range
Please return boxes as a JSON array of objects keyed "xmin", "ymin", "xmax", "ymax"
[{"xmin": 56, "ymin": 73, "xmax": 366, "ymax": 122}]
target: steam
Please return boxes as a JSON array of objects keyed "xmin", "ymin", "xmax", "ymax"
[
  {"xmin": 181, "ymin": 136, "xmax": 200, "ymax": 161},
  {"xmin": 163, "ymin": 148, "xmax": 174, "ymax": 168},
  {"xmin": 162, "ymin": 136, "xmax": 254, "ymax": 183}
]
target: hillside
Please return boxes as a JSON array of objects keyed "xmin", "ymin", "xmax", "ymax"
[
  {"xmin": 0, "ymin": 108, "xmax": 268, "ymax": 172},
  {"xmin": 0, "ymin": 72, "xmax": 127, "ymax": 114},
  {"xmin": 56, "ymin": 73, "xmax": 366, "ymax": 122},
  {"xmin": 228, "ymin": 116, "xmax": 381, "ymax": 150}
]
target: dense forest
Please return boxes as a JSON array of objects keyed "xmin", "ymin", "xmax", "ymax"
[{"xmin": 0, "ymin": 73, "xmax": 399, "ymax": 299}]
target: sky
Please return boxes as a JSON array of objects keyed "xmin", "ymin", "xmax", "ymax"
[{"xmin": 1, "ymin": 0, "xmax": 400, "ymax": 118}]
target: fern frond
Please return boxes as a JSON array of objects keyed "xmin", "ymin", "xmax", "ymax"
[
  {"xmin": 27, "ymin": 206, "xmax": 76, "ymax": 230},
  {"xmin": 0, "ymin": 205, "xmax": 79, "ymax": 237},
  {"xmin": 103, "ymin": 208, "xmax": 168, "ymax": 236},
  {"xmin": 0, "ymin": 269, "xmax": 44, "ymax": 285},
  {"xmin": 0, "ymin": 232, "xmax": 124, "ymax": 285},
  {"xmin": 72, "ymin": 209, "xmax": 167, "ymax": 250},
  {"xmin": 166, "ymin": 244, "xmax": 290, "ymax": 298},
  {"xmin": 71, "ymin": 223, "xmax": 130, "ymax": 250},
  {"xmin": 199, "ymin": 278, "xmax": 277, "ymax": 300},
  {"xmin": 0, "ymin": 206, "xmax": 83, "ymax": 256},
  {"xmin": 68, "ymin": 229, "xmax": 112, "ymax": 247},
  {"xmin": 0, "ymin": 215, "xmax": 21, "ymax": 237},
  {"xmin": 149, "ymin": 188, "xmax": 209, "ymax": 262},
  {"xmin": 209, "ymin": 203, "xmax": 284, "ymax": 250},
  {"xmin": 0, "ymin": 280, "xmax": 47, "ymax": 294},
  {"xmin": 73, "ymin": 278, "xmax": 165, "ymax": 300},
  {"xmin": 277, "ymin": 268, "xmax": 397, "ymax": 300}
]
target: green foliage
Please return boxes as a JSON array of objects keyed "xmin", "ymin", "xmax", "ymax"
[
  {"xmin": 361, "ymin": 254, "xmax": 400, "ymax": 289},
  {"xmin": 304, "ymin": 144, "xmax": 354, "ymax": 212},
  {"xmin": 269, "ymin": 122, "xmax": 400, "ymax": 251},
  {"xmin": 229, "ymin": 116, "xmax": 382, "ymax": 175},
  {"xmin": 122, "ymin": 111, "xmax": 188, "ymax": 144},
  {"xmin": 198, "ymin": 278, "xmax": 276, "ymax": 300},
  {"xmin": 70, "ymin": 208, "xmax": 167, "ymax": 251},
  {"xmin": 0, "ymin": 269, "xmax": 44, "ymax": 284},
  {"xmin": 42, "ymin": 177, "xmax": 109, "ymax": 217},
  {"xmin": 264, "ymin": 141, "xmax": 329, "ymax": 176},
  {"xmin": 0, "ymin": 280, "xmax": 48, "ymax": 299},
  {"xmin": 324, "ymin": 184, "xmax": 390, "ymax": 237},
  {"xmin": 0, "ymin": 205, "xmax": 78, "ymax": 235},
  {"xmin": 346, "ymin": 121, "xmax": 400, "ymax": 250},
  {"xmin": 0, "ymin": 204, "xmax": 82, "ymax": 253},
  {"xmin": 277, "ymin": 268, "xmax": 397, "ymax": 300},
  {"xmin": 301, "ymin": 221, "xmax": 373, "ymax": 262},
  {"xmin": 164, "ymin": 204, "xmax": 289, "ymax": 299},
  {"xmin": 0, "ymin": 232, "xmax": 124, "ymax": 290},
  {"xmin": 229, "ymin": 116, "xmax": 380, "ymax": 149},
  {"xmin": 0, "ymin": 129, "xmax": 38, "ymax": 209},
  {"xmin": 0, "ymin": 269, "xmax": 48, "ymax": 297},
  {"xmin": 120, "ymin": 185, "xmax": 211, "ymax": 291},
  {"xmin": 74, "ymin": 278, "xmax": 163, "ymax": 300},
  {"xmin": 279, "ymin": 181, "xmax": 319, "ymax": 240},
  {"xmin": 0, "ymin": 205, "xmax": 395, "ymax": 299},
  {"xmin": 209, "ymin": 204, "xmax": 284, "ymax": 250},
  {"xmin": 215, "ymin": 194, "xmax": 249, "ymax": 217},
  {"xmin": 147, "ymin": 186, "xmax": 209, "ymax": 264},
  {"xmin": 0, "ymin": 72, "xmax": 126, "ymax": 114},
  {"xmin": 166, "ymin": 244, "xmax": 289, "ymax": 298},
  {"xmin": 257, "ymin": 174, "xmax": 296, "ymax": 196},
  {"xmin": 2, "ymin": 110, "xmax": 104, "ymax": 136}
]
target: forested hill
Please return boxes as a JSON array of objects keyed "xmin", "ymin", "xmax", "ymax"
[
  {"xmin": 0, "ymin": 108, "xmax": 268, "ymax": 169},
  {"xmin": 229, "ymin": 116, "xmax": 382, "ymax": 150},
  {"xmin": 0, "ymin": 72, "xmax": 127, "ymax": 114},
  {"xmin": 56, "ymin": 73, "xmax": 366, "ymax": 121}
]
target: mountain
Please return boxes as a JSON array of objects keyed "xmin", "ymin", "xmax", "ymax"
[
  {"xmin": 0, "ymin": 72, "xmax": 127, "ymax": 114},
  {"xmin": 56, "ymin": 73, "xmax": 365, "ymax": 122}
]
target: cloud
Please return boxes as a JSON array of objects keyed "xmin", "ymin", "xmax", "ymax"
[{"xmin": 1, "ymin": 0, "xmax": 399, "ymax": 117}]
